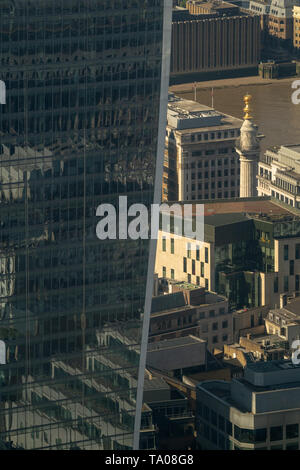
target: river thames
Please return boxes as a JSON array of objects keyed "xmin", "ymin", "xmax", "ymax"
[{"xmin": 172, "ymin": 77, "xmax": 300, "ymax": 154}]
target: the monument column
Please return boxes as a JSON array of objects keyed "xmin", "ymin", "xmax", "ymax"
[{"xmin": 236, "ymin": 94, "xmax": 260, "ymax": 198}]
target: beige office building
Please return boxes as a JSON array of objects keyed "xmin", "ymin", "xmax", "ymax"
[
  {"xmin": 294, "ymin": 5, "xmax": 300, "ymax": 47},
  {"xmin": 163, "ymin": 94, "xmax": 242, "ymax": 201},
  {"xmin": 196, "ymin": 361, "xmax": 300, "ymax": 450},
  {"xmin": 150, "ymin": 282, "xmax": 233, "ymax": 352},
  {"xmin": 257, "ymin": 144, "xmax": 300, "ymax": 208},
  {"xmin": 155, "ymin": 197, "xmax": 300, "ymax": 310}
]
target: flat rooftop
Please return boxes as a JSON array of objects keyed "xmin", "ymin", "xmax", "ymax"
[
  {"xmin": 247, "ymin": 360, "xmax": 296, "ymax": 373},
  {"xmin": 269, "ymin": 300, "xmax": 300, "ymax": 323},
  {"xmin": 147, "ymin": 335, "xmax": 205, "ymax": 352},
  {"xmin": 170, "ymin": 281, "xmax": 205, "ymax": 291},
  {"xmin": 167, "ymin": 94, "xmax": 242, "ymax": 131},
  {"xmin": 249, "ymin": 333, "xmax": 285, "ymax": 348},
  {"xmin": 233, "ymin": 305, "xmax": 270, "ymax": 317},
  {"xmin": 285, "ymin": 297, "xmax": 300, "ymax": 315},
  {"xmin": 163, "ymin": 197, "xmax": 300, "ymax": 219},
  {"xmin": 143, "ymin": 376, "xmax": 170, "ymax": 392}
]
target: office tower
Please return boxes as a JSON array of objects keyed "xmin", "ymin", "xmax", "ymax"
[
  {"xmin": 0, "ymin": 0, "xmax": 171, "ymax": 450},
  {"xmin": 163, "ymin": 94, "xmax": 242, "ymax": 202},
  {"xmin": 236, "ymin": 94, "xmax": 260, "ymax": 198},
  {"xmin": 155, "ymin": 197, "xmax": 300, "ymax": 309},
  {"xmin": 196, "ymin": 361, "xmax": 300, "ymax": 450},
  {"xmin": 171, "ymin": 2, "xmax": 260, "ymax": 83},
  {"xmin": 258, "ymin": 144, "xmax": 300, "ymax": 208}
]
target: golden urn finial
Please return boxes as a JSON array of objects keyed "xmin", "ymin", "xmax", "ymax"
[{"xmin": 243, "ymin": 93, "xmax": 253, "ymax": 120}]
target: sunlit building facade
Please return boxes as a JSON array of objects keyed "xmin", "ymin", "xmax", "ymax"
[{"xmin": 0, "ymin": 0, "xmax": 171, "ymax": 450}]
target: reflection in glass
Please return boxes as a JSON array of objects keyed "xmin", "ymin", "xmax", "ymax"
[{"xmin": 0, "ymin": 0, "xmax": 166, "ymax": 450}]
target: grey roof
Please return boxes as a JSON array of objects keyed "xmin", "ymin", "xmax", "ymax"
[
  {"xmin": 285, "ymin": 298, "xmax": 300, "ymax": 315},
  {"xmin": 147, "ymin": 335, "xmax": 205, "ymax": 351},
  {"xmin": 205, "ymin": 212, "xmax": 250, "ymax": 227},
  {"xmin": 151, "ymin": 291, "xmax": 186, "ymax": 313},
  {"xmin": 143, "ymin": 376, "xmax": 170, "ymax": 392}
]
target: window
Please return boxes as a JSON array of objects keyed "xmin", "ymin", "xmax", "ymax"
[
  {"xmin": 234, "ymin": 426, "xmax": 267, "ymax": 443},
  {"xmin": 284, "ymin": 276, "xmax": 289, "ymax": 292},
  {"xmin": 290, "ymin": 260, "xmax": 294, "ymax": 276},
  {"xmin": 218, "ymin": 415, "xmax": 225, "ymax": 431},
  {"xmin": 162, "ymin": 237, "xmax": 166, "ymax": 252},
  {"xmin": 192, "ymin": 259, "xmax": 195, "ymax": 275},
  {"xmin": 284, "ymin": 244, "xmax": 289, "ymax": 260},
  {"xmin": 187, "ymin": 243, "xmax": 191, "ymax": 258},
  {"xmin": 171, "ymin": 268, "xmax": 174, "ymax": 280},
  {"xmin": 188, "ymin": 273, "xmax": 191, "ymax": 283},
  {"xmin": 171, "ymin": 238, "xmax": 174, "ymax": 254},
  {"xmin": 219, "ymin": 307, "xmax": 225, "ymax": 315},
  {"xmin": 286, "ymin": 424, "xmax": 298, "ymax": 439},
  {"xmin": 274, "ymin": 277, "xmax": 278, "ymax": 293},
  {"xmin": 226, "ymin": 420, "xmax": 232, "ymax": 436},
  {"xmin": 212, "ymin": 335, "xmax": 218, "ymax": 343},
  {"xmin": 209, "ymin": 310, "xmax": 215, "ymax": 317},
  {"xmin": 211, "ymin": 410, "xmax": 217, "ymax": 426},
  {"xmin": 201, "ymin": 262, "xmax": 204, "ymax": 277},
  {"xmin": 205, "ymin": 279, "xmax": 208, "ymax": 289},
  {"xmin": 196, "ymin": 276, "xmax": 200, "ymax": 286},
  {"xmin": 296, "ymin": 275, "xmax": 300, "ymax": 291},
  {"xmin": 286, "ymin": 443, "xmax": 299, "ymax": 450},
  {"xmin": 296, "ymin": 244, "xmax": 300, "ymax": 259},
  {"xmin": 196, "ymin": 245, "xmax": 200, "ymax": 261},
  {"xmin": 183, "ymin": 257, "xmax": 187, "ymax": 273},
  {"xmin": 218, "ymin": 433, "xmax": 225, "ymax": 450},
  {"xmin": 203, "ymin": 405, "xmax": 209, "ymax": 421},
  {"xmin": 222, "ymin": 334, "xmax": 228, "ymax": 341},
  {"xmin": 162, "ymin": 266, "xmax": 166, "ymax": 278},
  {"xmin": 270, "ymin": 426, "xmax": 283, "ymax": 442},
  {"xmin": 205, "ymin": 247, "xmax": 208, "ymax": 263},
  {"xmin": 222, "ymin": 320, "xmax": 228, "ymax": 329},
  {"xmin": 212, "ymin": 322, "xmax": 218, "ymax": 330}
]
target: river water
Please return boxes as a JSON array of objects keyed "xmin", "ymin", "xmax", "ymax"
[{"xmin": 177, "ymin": 79, "xmax": 300, "ymax": 154}]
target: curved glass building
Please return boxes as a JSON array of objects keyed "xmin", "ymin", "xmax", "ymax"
[{"xmin": 0, "ymin": 0, "xmax": 171, "ymax": 450}]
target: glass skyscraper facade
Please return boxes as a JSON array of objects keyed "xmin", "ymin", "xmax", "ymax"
[{"xmin": 0, "ymin": 0, "xmax": 170, "ymax": 449}]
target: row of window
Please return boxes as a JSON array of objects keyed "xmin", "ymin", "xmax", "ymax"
[
  {"xmin": 274, "ymin": 274, "xmax": 300, "ymax": 293},
  {"xmin": 198, "ymin": 403, "xmax": 299, "ymax": 443},
  {"xmin": 189, "ymin": 169, "xmax": 239, "ymax": 178},
  {"xmin": 284, "ymin": 243, "xmax": 300, "ymax": 261},
  {"xmin": 186, "ymin": 156, "xmax": 238, "ymax": 168},
  {"xmin": 187, "ymin": 191, "xmax": 238, "ymax": 200},
  {"xmin": 154, "ymin": 314, "xmax": 229, "ymax": 333},
  {"xmin": 161, "ymin": 266, "xmax": 207, "ymax": 286},
  {"xmin": 185, "ymin": 129, "xmax": 240, "ymax": 143},
  {"xmin": 271, "ymin": 190, "xmax": 294, "ymax": 206},
  {"xmin": 189, "ymin": 180, "xmax": 238, "ymax": 190}
]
